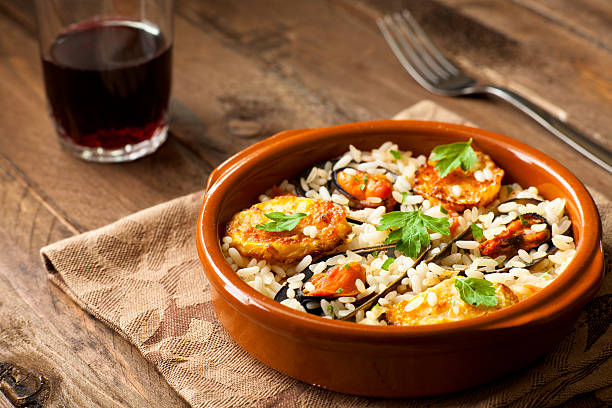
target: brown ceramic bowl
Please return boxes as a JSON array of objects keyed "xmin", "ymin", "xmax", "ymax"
[{"xmin": 196, "ymin": 121, "xmax": 603, "ymax": 397}]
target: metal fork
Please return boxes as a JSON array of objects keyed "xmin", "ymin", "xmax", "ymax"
[{"xmin": 378, "ymin": 10, "xmax": 612, "ymax": 173}]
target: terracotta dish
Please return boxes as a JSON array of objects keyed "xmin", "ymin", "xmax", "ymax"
[{"xmin": 196, "ymin": 121, "xmax": 603, "ymax": 397}]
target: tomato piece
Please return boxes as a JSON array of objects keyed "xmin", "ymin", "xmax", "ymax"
[
  {"xmin": 303, "ymin": 262, "xmax": 366, "ymax": 298},
  {"xmin": 479, "ymin": 214, "xmax": 550, "ymax": 258},
  {"xmin": 337, "ymin": 170, "xmax": 394, "ymax": 202}
]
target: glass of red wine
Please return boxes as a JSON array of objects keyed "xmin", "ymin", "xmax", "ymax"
[{"xmin": 35, "ymin": 0, "xmax": 173, "ymax": 163}]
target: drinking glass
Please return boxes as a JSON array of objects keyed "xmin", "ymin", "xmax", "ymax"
[{"xmin": 35, "ymin": 0, "xmax": 174, "ymax": 162}]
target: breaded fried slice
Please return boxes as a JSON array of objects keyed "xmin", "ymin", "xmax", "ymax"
[
  {"xmin": 414, "ymin": 151, "xmax": 504, "ymax": 212},
  {"xmin": 386, "ymin": 277, "xmax": 518, "ymax": 326},
  {"xmin": 226, "ymin": 196, "xmax": 352, "ymax": 264}
]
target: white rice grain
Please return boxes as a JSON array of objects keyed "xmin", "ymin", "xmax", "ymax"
[
  {"xmin": 333, "ymin": 155, "xmax": 352, "ymax": 171},
  {"xmin": 295, "ymin": 255, "xmax": 312, "ymax": 273},
  {"xmin": 228, "ymin": 247, "xmax": 246, "ymax": 267},
  {"xmin": 531, "ymin": 223, "xmax": 547, "ymax": 232},
  {"xmin": 236, "ymin": 266, "xmax": 259, "ymax": 279},
  {"xmin": 474, "ymin": 170, "xmax": 485, "ymax": 182},
  {"xmin": 319, "ymin": 186, "xmax": 331, "ymax": 201},
  {"xmin": 456, "ymin": 240, "xmax": 479, "ymax": 250},
  {"xmin": 303, "ymin": 225, "xmax": 318, "ymax": 238},
  {"xmin": 404, "ymin": 296, "xmax": 424, "ymax": 312}
]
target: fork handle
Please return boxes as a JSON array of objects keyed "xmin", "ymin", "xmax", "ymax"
[{"xmin": 481, "ymin": 85, "xmax": 612, "ymax": 173}]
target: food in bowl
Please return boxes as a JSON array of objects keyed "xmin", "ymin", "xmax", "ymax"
[{"xmin": 220, "ymin": 140, "xmax": 576, "ymax": 325}]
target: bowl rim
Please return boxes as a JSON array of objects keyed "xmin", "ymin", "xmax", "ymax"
[{"xmin": 197, "ymin": 120, "xmax": 603, "ymax": 340}]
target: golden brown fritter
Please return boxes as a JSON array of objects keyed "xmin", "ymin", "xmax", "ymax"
[
  {"xmin": 386, "ymin": 277, "xmax": 519, "ymax": 326},
  {"xmin": 414, "ymin": 151, "xmax": 504, "ymax": 212},
  {"xmin": 226, "ymin": 196, "xmax": 352, "ymax": 264}
]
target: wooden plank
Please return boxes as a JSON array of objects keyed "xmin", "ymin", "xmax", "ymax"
[
  {"xmin": 175, "ymin": 0, "xmax": 612, "ymax": 197},
  {"xmin": 0, "ymin": 226, "xmax": 188, "ymax": 407},
  {"xmin": 509, "ymin": 0, "xmax": 612, "ymax": 51},
  {"xmin": 427, "ymin": 0, "xmax": 612, "ymax": 148},
  {"xmin": 0, "ymin": 8, "xmax": 350, "ymax": 233},
  {"xmin": 0, "ymin": 154, "xmax": 76, "ymax": 257}
]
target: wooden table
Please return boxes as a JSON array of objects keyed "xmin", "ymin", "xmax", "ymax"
[{"xmin": 0, "ymin": 0, "xmax": 610, "ymax": 406}]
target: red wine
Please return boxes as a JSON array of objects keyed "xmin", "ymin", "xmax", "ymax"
[{"xmin": 42, "ymin": 20, "xmax": 172, "ymax": 149}]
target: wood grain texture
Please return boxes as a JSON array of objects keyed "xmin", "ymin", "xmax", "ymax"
[
  {"xmin": 510, "ymin": 0, "xmax": 612, "ymax": 52},
  {"xmin": 0, "ymin": 0, "xmax": 610, "ymax": 406},
  {"xmin": 0, "ymin": 226, "xmax": 188, "ymax": 407},
  {"xmin": 176, "ymin": 0, "xmax": 612, "ymax": 194}
]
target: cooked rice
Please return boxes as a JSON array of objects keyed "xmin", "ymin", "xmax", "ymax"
[{"xmin": 221, "ymin": 142, "xmax": 576, "ymax": 325}]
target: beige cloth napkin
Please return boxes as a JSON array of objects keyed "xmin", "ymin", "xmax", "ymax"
[{"xmin": 42, "ymin": 101, "xmax": 612, "ymax": 408}]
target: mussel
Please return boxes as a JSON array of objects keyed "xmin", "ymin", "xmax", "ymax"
[
  {"xmin": 330, "ymin": 167, "xmax": 397, "ymax": 211},
  {"xmin": 293, "ymin": 158, "xmax": 399, "ymax": 213},
  {"xmin": 479, "ymin": 213, "xmax": 551, "ymax": 258},
  {"xmin": 274, "ymin": 244, "xmax": 397, "ymax": 315}
]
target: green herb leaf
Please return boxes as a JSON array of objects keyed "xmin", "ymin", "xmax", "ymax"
[
  {"xmin": 519, "ymin": 215, "xmax": 529, "ymax": 226},
  {"xmin": 401, "ymin": 192, "xmax": 407, "ymax": 204},
  {"xmin": 343, "ymin": 264, "xmax": 352, "ymax": 270},
  {"xmin": 371, "ymin": 250, "xmax": 379, "ymax": 258},
  {"xmin": 454, "ymin": 277, "xmax": 498, "ymax": 307},
  {"xmin": 470, "ymin": 223, "xmax": 484, "ymax": 239},
  {"xmin": 390, "ymin": 150, "xmax": 402, "ymax": 159},
  {"xmin": 431, "ymin": 139, "xmax": 478, "ymax": 177},
  {"xmin": 359, "ymin": 184, "xmax": 366, "ymax": 190},
  {"xmin": 336, "ymin": 288, "xmax": 344, "ymax": 293},
  {"xmin": 327, "ymin": 304, "xmax": 334, "ymax": 313},
  {"xmin": 376, "ymin": 209, "xmax": 450, "ymax": 258},
  {"xmin": 381, "ymin": 257, "xmax": 395, "ymax": 270},
  {"xmin": 439, "ymin": 206, "xmax": 448, "ymax": 214},
  {"xmin": 255, "ymin": 212, "xmax": 307, "ymax": 232},
  {"xmin": 506, "ymin": 185, "xmax": 513, "ymax": 195}
]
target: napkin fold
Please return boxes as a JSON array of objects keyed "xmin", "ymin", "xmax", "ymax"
[{"xmin": 42, "ymin": 101, "xmax": 612, "ymax": 408}]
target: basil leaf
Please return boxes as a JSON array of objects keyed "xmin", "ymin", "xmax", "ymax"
[
  {"xmin": 390, "ymin": 150, "xmax": 402, "ymax": 159},
  {"xmin": 376, "ymin": 209, "xmax": 450, "ymax": 258},
  {"xmin": 439, "ymin": 206, "xmax": 448, "ymax": 214},
  {"xmin": 454, "ymin": 277, "xmax": 498, "ymax": 307},
  {"xmin": 470, "ymin": 223, "xmax": 484, "ymax": 239},
  {"xmin": 255, "ymin": 212, "xmax": 307, "ymax": 232},
  {"xmin": 431, "ymin": 139, "xmax": 478, "ymax": 177},
  {"xmin": 401, "ymin": 191, "xmax": 407, "ymax": 204}
]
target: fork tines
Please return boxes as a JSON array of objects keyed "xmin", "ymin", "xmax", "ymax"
[{"xmin": 377, "ymin": 10, "xmax": 460, "ymax": 89}]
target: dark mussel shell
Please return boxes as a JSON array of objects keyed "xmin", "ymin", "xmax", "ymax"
[
  {"xmin": 433, "ymin": 199, "xmax": 546, "ymax": 261},
  {"xmin": 479, "ymin": 213, "xmax": 551, "ymax": 258},
  {"xmin": 331, "ymin": 167, "xmax": 398, "ymax": 212},
  {"xmin": 488, "ymin": 212, "xmax": 557, "ymax": 272},
  {"xmin": 274, "ymin": 244, "xmax": 397, "ymax": 315}
]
